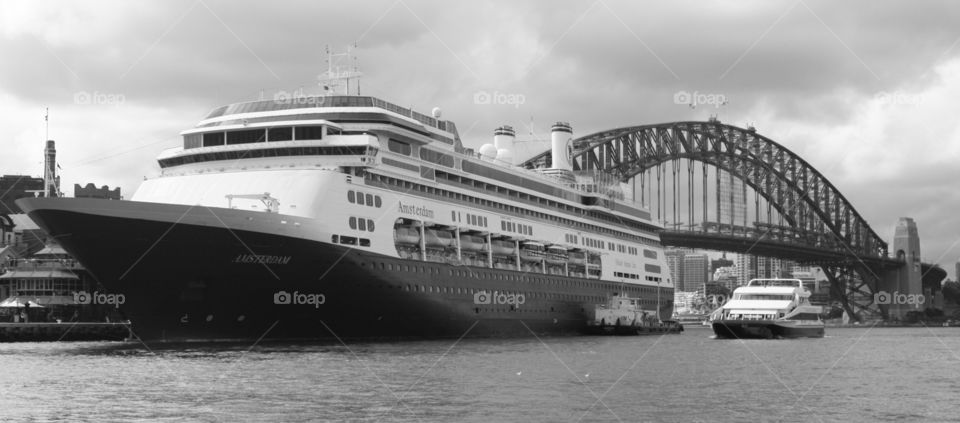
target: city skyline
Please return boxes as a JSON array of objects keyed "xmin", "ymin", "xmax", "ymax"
[{"xmin": 1, "ymin": 1, "xmax": 958, "ymax": 276}]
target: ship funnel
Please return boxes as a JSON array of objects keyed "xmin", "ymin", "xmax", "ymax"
[
  {"xmin": 494, "ymin": 125, "xmax": 515, "ymax": 165},
  {"xmin": 550, "ymin": 122, "xmax": 573, "ymax": 170}
]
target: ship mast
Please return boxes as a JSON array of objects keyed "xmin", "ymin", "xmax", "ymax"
[{"xmin": 317, "ymin": 43, "xmax": 362, "ymax": 96}]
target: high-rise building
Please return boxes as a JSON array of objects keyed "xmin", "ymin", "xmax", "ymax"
[
  {"xmin": 719, "ymin": 170, "xmax": 746, "ymax": 228},
  {"xmin": 665, "ymin": 249, "xmax": 685, "ymax": 290},
  {"xmin": 735, "ymin": 254, "xmax": 755, "ymax": 286},
  {"xmin": 683, "ymin": 253, "xmax": 709, "ymax": 292}
]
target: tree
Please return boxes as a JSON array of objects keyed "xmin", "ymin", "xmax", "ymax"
[{"xmin": 941, "ymin": 281, "xmax": 960, "ymax": 305}]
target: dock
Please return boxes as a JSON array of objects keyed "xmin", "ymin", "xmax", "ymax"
[{"xmin": 0, "ymin": 322, "xmax": 132, "ymax": 342}]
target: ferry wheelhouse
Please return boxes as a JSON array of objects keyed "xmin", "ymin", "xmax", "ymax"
[
  {"xmin": 711, "ymin": 278, "xmax": 824, "ymax": 339},
  {"xmin": 19, "ymin": 94, "xmax": 673, "ymax": 341}
]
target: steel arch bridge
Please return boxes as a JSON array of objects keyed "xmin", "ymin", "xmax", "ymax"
[{"xmin": 521, "ymin": 120, "xmax": 943, "ymax": 320}]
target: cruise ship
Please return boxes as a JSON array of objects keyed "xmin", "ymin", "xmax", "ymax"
[
  {"xmin": 711, "ymin": 278, "xmax": 824, "ymax": 339},
  {"xmin": 17, "ymin": 93, "xmax": 674, "ymax": 341}
]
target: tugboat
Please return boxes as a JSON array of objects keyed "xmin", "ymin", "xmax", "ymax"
[
  {"xmin": 711, "ymin": 278, "xmax": 824, "ymax": 339},
  {"xmin": 586, "ymin": 293, "xmax": 682, "ymax": 335}
]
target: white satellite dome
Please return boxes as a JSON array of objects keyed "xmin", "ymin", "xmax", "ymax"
[{"xmin": 479, "ymin": 144, "xmax": 498, "ymax": 161}]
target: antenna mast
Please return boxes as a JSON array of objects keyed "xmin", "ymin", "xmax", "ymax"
[{"xmin": 318, "ymin": 43, "xmax": 362, "ymax": 96}]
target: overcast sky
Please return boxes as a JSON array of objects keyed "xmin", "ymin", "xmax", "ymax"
[{"xmin": 2, "ymin": 0, "xmax": 959, "ymax": 277}]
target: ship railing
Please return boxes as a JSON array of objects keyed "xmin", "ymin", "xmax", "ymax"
[{"xmin": 4, "ymin": 259, "xmax": 84, "ymax": 270}]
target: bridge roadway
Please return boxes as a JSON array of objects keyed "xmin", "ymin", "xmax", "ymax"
[{"xmin": 657, "ymin": 229, "xmax": 946, "ymax": 289}]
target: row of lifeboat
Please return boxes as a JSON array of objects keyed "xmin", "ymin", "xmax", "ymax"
[{"xmin": 393, "ymin": 222, "xmax": 601, "ymax": 271}]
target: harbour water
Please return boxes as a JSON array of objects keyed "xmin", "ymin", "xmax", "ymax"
[{"xmin": 0, "ymin": 327, "xmax": 957, "ymax": 422}]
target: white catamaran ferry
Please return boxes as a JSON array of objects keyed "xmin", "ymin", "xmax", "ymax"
[
  {"xmin": 711, "ymin": 278, "xmax": 824, "ymax": 339},
  {"xmin": 19, "ymin": 68, "xmax": 673, "ymax": 340}
]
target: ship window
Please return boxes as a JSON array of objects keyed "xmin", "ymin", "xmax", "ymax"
[
  {"xmin": 349, "ymin": 217, "xmax": 357, "ymax": 230},
  {"xmin": 419, "ymin": 148, "xmax": 454, "ymax": 167},
  {"xmin": 365, "ymin": 194, "xmax": 373, "ymax": 205},
  {"xmin": 227, "ymin": 129, "xmax": 265, "ymax": 145},
  {"xmin": 341, "ymin": 236, "xmax": 357, "ymax": 245},
  {"xmin": 388, "ymin": 139, "xmax": 411, "ymax": 155},
  {"xmin": 268, "ymin": 127, "xmax": 293, "ymax": 142},
  {"xmin": 348, "ymin": 191, "xmax": 355, "ymax": 203},
  {"xmin": 202, "ymin": 132, "xmax": 225, "ymax": 147},
  {"xmin": 294, "ymin": 126, "xmax": 324, "ymax": 140},
  {"xmin": 357, "ymin": 218, "xmax": 366, "ymax": 231},
  {"xmin": 359, "ymin": 238, "xmax": 370, "ymax": 247},
  {"xmin": 367, "ymin": 220, "xmax": 375, "ymax": 231},
  {"xmin": 184, "ymin": 133, "xmax": 201, "ymax": 149},
  {"xmin": 375, "ymin": 196, "xmax": 382, "ymax": 208},
  {"xmin": 357, "ymin": 193, "xmax": 365, "ymax": 205},
  {"xmin": 331, "ymin": 235, "xmax": 339, "ymax": 243}
]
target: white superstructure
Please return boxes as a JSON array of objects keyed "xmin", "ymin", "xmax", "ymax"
[{"xmin": 133, "ymin": 95, "xmax": 673, "ymax": 296}]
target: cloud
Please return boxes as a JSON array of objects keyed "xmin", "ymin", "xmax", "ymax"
[{"xmin": 1, "ymin": 0, "xmax": 959, "ymax": 275}]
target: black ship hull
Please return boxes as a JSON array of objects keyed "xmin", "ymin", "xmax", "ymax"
[
  {"xmin": 712, "ymin": 320, "xmax": 824, "ymax": 339},
  {"xmin": 18, "ymin": 198, "xmax": 672, "ymax": 342}
]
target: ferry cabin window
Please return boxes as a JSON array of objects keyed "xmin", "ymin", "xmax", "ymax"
[
  {"xmin": 202, "ymin": 132, "xmax": 225, "ymax": 147},
  {"xmin": 348, "ymin": 191, "xmax": 355, "ymax": 203},
  {"xmin": 349, "ymin": 217, "xmax": 357, "ymax": 230},
  {"xmin": 227, "ymin": 129, "xmax": 266, "ymax": 145},
  {"xmin": 294, "ymin": 126, "xmax": 324, "ymax": 141},
  {"xmin": 388, "ymin": 139, "xmax": 412, "ymax": 155},
  {"xmin": 268, "ymin": 127, "xmax": 293, "ymax": 142}
]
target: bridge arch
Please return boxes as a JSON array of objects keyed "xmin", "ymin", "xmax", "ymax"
[{"xmin": 522, "ymin": 120, "xmax": 887, "ymax": 260}]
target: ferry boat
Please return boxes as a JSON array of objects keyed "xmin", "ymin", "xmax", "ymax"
[
  {"xmin": 16, "ymin": 79, "xmax": 673, "ymax": 341},
  {"xmin": 711, "ymin": 278, "xmax": 824, "ymax": 339}
]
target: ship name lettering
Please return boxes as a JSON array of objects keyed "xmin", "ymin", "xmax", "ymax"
[
  {"xmin": 233, "ymin": 254, "xmax": 292, "ymax": 265},
  {"xmin": 397, "ymin": 201, "xmax": 435, "ymax": 219}
]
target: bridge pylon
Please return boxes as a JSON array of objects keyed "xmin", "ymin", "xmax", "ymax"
[{"xmin": 879, "ymin": 217, "xmax": 924, "ymax": 319}]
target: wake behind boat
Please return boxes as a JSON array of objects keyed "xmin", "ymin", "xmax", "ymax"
[{"xmin": 711, "ymin": 278, "xmax": 824, "ymax": 339}]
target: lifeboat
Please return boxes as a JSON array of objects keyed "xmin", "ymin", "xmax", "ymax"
[
  {"xmin": 424, "ymin": 229, "xmax": 454, "ymax": 248},
  {"xmin": 490, "ymin": 239, "xmax": 516, "ymax": 256},
  {"xmin": 460, "ymin": 235, "xmax": 486, "ymax": 251},
  {"xmin": 520, "ymin": 241, "xmax": 545, "ymax": 262},
  {"xmin": 394, "ymin": 226, "xmax": 420, "ymax": 245},
  {"xmin": 545, "ymin": 245, "xmax": 568, "ymax": 265},
  {"xmin": 568, "ymin": 250, "xmax": 587, "ymax": 266}
]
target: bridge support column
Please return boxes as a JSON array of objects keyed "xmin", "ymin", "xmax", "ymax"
[{"xmin": 880, "ymin": 217, "xmax": 924, "ymax": 319}]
